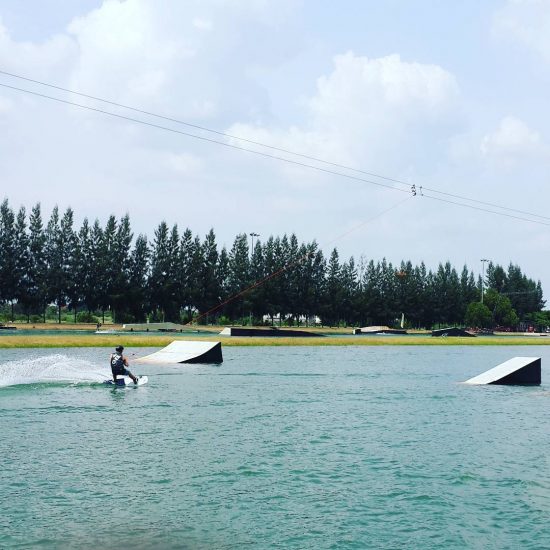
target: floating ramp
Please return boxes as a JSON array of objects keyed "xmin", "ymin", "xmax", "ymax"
[
  {"xmin": 135, "ymin": 340, "xmax": 223, "ymax": 364},
  {"xmin": 122, "ymin": 322, "xmax": 186, "ymax": 332},
  {"xmin": 219, "ymin": 327, "xmax": 320, "ymax": 337},
  {"xmin": 464, "ymin": 356, "xmax": 541, "ymax": 386},
  {"xmin": 353, "ymin": 326, "xmax": 407, "ymax": 335},
  {"xmin": 432, "ymin": 327, "xmax": 476, "ymax": 337}
]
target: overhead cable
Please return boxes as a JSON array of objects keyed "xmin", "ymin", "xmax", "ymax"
[
  {"xmin": 0, "ymin": 72, "xmax": 549, "ymax": 226},
  {"xmin": 0, "ymin": 81, "xmax": 409, "ymax": 196},
  {"xmin": 1, "ymin": 69, "xmax": 549, "ymax": 222}
]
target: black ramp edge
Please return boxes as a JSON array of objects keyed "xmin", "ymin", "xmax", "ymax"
[
  {"xmin": 181, "ymin": 342, "xmax": 223, "ymax": 364},
  {"xmin": 489, "ymin": 358, "xmax": 541, "ymax": 385},
  {"xmin": 465, "ymin": 357, "xmax": 541, "ymax": 386},
  {"xmin": 222, "ymin": 327, "xmax": 320, "ymax": 337}
]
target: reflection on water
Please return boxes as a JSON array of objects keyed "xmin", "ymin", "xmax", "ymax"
[{"xmin": 1, "ymin": 345, "xmax": 550, "ymax": 549}]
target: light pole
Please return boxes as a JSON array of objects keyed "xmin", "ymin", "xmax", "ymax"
[
  {"xmin": 249, "ymin": 232, "xmax": 259, "ymax": 260},
  {"xmin": 480, "ymin": 259, "xmax": 490, "ymax": 304}
]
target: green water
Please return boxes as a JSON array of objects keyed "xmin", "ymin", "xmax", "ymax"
[{"xmin": 1, "ymin": 346, "xmax": 549, "ymax": 549}]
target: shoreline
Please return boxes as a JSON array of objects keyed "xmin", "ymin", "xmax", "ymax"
[
  {"xmin": 1, "ymin": 323, "xmax": 549, "ymax": 348},
  {"xmin": 1, "ymin": 334, "xmax": 550, "ymax": 348}
]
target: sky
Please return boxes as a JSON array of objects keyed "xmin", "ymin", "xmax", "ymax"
[{"xmin": 0, "ymin": 0, "xmax": 549, "ymax": 297}]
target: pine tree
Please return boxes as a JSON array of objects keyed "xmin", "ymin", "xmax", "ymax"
[
  {"xmin": 294, "ymin": 242, "xmax": 318, "ymax": 326},
  {"xmin": 78, "ymin": 219, "xmax": 101, "ymax": 314},
  {"xmin": 200, "ymin": 229, "xmax": 220, "ymax": 321},
  {"xmin": 177, "ymin": 228, "xmax": 194, "ymax": 321},
  {"xmin": 379, "ymin": 259, "xmax": 397, "ymax": 325},
  {"xmin": 216, "ymin": 246, "xmax": 230, "ymax": 319},
  {"xmin": 110, "ymin": 214, "xmax": 133, "ymax": 322},
  {"xmin": 97, "ymin": 215, "xmax": 118, "ymax": 321},
  {"xmin": 360, "ymin": 260, "xmax": 382, "ymax": 326},
  {"xmin": 434, "ymin": 262, "xmax": 460, "ymax": 325},
  {"xmin": 188, "ymin": 235, "xmax": 204, "ymax": 318},
  {"xmin": 3, "ymin": 200, "xmax": 546, "ymax": 328},
  {"xmin": 248, "ymin": 238, "xmax": 265, "ymax": 323},
  {"xmin": 148, "ymin": 221, "xmax": 173, "ymax": 322},
  {"xmin": 127, "ymin": 234, "xmax": 149, "ymax": 322},
  {"xmin": 262, "ymin": 236, "xmax": 283, "ymax": 325},
  {"xmin": 0, "ymin": 199, "xmax": 17, "ymax": 317},
  {"xmin": 340, "ymin": 257, "xmax": 358, "ymax": 326},
  {"xmin": 43, "ymin": 206, "xmax": 76, "ymax": 323},
  {"xmin": 26, "ymin": 204, "xmax": 48, "ymax": 320},
  {"xmin": 409, "ymin": 263, "xmax": 428, "ymax": 328},
  {"xmin": 394, "ymin": 260, "xmax": 415, "ymax": 328},
  {"xmin": 13, "ymin": 207, "xmax": 30, "ymax": 321},
  {"xmin": 311, "ymin": 246, "xmax": 326, "ymax": 324},
  {"xmin": 44, "ymin": 207, "xmax": 61, "ymax": 322},
  {"xmin": 285, "ymin": 234, "xmax": 301, "ymax": 324},
  {"xmin": 227, "ymin": 233, "xmax": 250, "ymax": 321},
  {"xmin": 486, "ymin": 262, "xmax": 507, "ymax": 293},
  {"xmin": 323, "ymin": 248, "xmax": 342, "ymax": 326},
  {"xmin": 423, "ymin": 269, "xmax": 437, "ymax": 329},
  {"xmin": 165, "ymin": 224, "xmax": 181, "ymax": 321}
]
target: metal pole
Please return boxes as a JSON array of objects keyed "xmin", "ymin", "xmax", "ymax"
[
  {"xmin": 480, "ymin": 259, "xmax": 489, "ymax": 303},
  {"xmin": 249, "ymin": 232, "xmax": 259, "ymax": 260}
]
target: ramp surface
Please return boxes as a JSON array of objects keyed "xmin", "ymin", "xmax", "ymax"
[
  {"xmin": 464, "ymin": 356, "xmax": 541, "ymax": 385},
  {"xmin": 136, "ymin": 341, "xmax": 223, "ymax": 364},
  {"xmin": 354, "ymin": 326, "xmax": 407, "ymax": 335},
  {"xmin": 432, "ymin": 327, "xmax": 476, "ymax": 337},
  {"xmin": 122, "ymin": 322, "xmax": 185, "ymax": 332},
  {"xmin": 220, "ymin": 327, "xmax": 320, "ymax": 337}
]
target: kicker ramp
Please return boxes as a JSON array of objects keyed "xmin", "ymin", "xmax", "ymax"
[
  {"xmin": 136, "ymin": 340, "xmax": 223, "ymax": 364},
  {"xmin": 432, "ymin": 327, "xmax": 476, "ymax": 337},
  {"xmin": 219, "ymin": 327, "xmax": 320, "ymax": 337},
  {"xmin": 353, "ymin": 326, "xmax": 407, "ymax": 335},
  {"xmin": 464, "ymin": 356, "xmax": 541, "ymax": 385}
]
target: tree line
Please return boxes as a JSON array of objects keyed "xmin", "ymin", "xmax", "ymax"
[{"xmin": 0, "ymin": 199, "xmax": 545, "ymax": 328}]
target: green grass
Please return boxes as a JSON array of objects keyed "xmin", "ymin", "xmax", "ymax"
[{"xmin": 1, "ymin": 333, "xmax": 550, "ymax": 348}]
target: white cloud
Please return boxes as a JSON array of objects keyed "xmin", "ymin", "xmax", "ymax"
[
  {"xmin": 0, "ymin": 95, "xmax": 12, "ymax": 114},
  {"xmin": 192, "ymin": 18, "xmax": 213, "ymax": 31},
  {"xmin": 481, "ymin": 115, "xmax": 546, "ymax": 160},
  {"xmin": 51, "ymin": 0, "xmax": 300, "ymax": 122},
  {"xmin": 0, "ymin": 0, "xmax": 305, "ymax": 231},
  {"xmin": 0, "ymin": 18, "xmax": 76, "ymax": 78},
  {"xmin": 66, "ymin": 1, "xmax": 195, "ymax": 107},
  {"xmin": 494, "ymin": 0, "xmax": 550, "ymax": 61},
  {"xmin": 1, "ymin": 1, "xmax": 549, "ymax": 297},
  {"xmin": 227, "ymin": 52, "xmax": 461, "ymax": 180},
  {"xmin": 165, "ymin": 151, "xmax": 203, "ymax": 175}
]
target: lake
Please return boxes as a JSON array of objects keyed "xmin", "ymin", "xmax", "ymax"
[{"xmin": 1, "ymin": 346, "xmax": 549, "ymax": 549}]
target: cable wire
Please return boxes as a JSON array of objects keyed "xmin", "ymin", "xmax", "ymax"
[
  {"xmin": 420, "ymin": 192, "xmax": 550, "ymax": 227},
  {"xmin": 0, "ymin": 68, "xmax": 411, "ymax": 191},
  {"xmin": 0, "ymin": 81, "xmax": 410, "ymax": 196},
  {"xmin": 1, "ymin": 76, "xmax": 549, "ymax": 227},
  {"xmin": 1, "ymin": 70, "xmax": 547, "ymax": 318},
  {"xmin": 1, "ymin": 68, "xmax": 549, "ymax": 222},
  {"xmin": 191, "ymin": 195, "xmax": 412, "ymax": 324},
  {"xmin": 420, "ymin": 186, "xmax": 550, "ymax": 221}
]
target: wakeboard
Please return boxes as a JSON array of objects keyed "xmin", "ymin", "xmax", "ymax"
[{"xmin": 104, "ymin": 375, "xmax": 148, "ymax": 387}]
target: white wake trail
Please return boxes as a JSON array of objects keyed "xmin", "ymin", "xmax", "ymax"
[{"xmin": 0, "ymin": 354, "xmax": 110, "ymax": 388}]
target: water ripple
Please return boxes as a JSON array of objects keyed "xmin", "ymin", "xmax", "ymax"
[{"xmin": 2, "ymin": 345, "xmax": 550, "ymax": 549}]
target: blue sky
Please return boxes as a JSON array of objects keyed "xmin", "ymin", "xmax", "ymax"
[{"xmin": 0, "ymin": 0, "xmax": 549, "ymax": 297}]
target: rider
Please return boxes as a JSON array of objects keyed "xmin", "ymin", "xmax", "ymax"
[{"xmin": 110, "ymin": 345, "xmax": 138, "ymax": 384}]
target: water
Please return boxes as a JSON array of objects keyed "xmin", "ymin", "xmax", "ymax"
[
  {"xmin": 0, "ymin": 328, "xmax": 209, "ymax": 337},
  {"xmin": 1, "ymin": 346, "xmax": 549, "ymax": 549}
]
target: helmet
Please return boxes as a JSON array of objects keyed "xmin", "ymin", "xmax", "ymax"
[{"xmin": 115, "ymin": 345, "xmax": 124, "ymax": 352}]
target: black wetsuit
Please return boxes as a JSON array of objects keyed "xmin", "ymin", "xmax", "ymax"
[{"xmin": 110, "ymin": 352, "xmax": 129, "ymax": 377}]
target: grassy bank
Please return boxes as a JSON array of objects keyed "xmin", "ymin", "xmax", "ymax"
[{"xmin": 1, "ymin": 333, "xmax": 550, "ymax": 348}]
